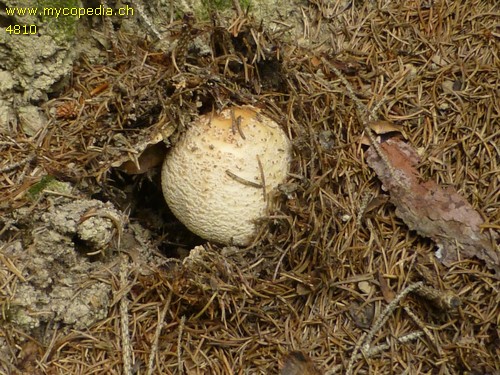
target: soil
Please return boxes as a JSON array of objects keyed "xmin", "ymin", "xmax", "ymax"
[{"xmin": 0, "ymin": 0, "xmax": 498, "ymax": 374}]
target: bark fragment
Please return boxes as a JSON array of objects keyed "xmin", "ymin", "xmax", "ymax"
[{"xmin": 366, "ymin": 138, "xmax": 499, "ymax": 278}]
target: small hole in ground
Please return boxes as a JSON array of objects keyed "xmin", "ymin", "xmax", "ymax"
[{"xmin": 100, "ymin": 169, "xmax": 205, "ymax": 259}]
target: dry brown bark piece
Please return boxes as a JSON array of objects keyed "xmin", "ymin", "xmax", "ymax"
[{"xmin": 365, "ymin": 138, "xmax": 499, "ymax": 278}]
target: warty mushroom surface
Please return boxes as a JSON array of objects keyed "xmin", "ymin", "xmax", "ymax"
[{"xmin": 161, "ymin": 106, "xmax": 292, "ymax": 246}]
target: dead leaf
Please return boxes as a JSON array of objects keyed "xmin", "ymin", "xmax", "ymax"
[
  {"xmin": 358, "ymin": 280, "xmax": 372, "ymax": 294},
  {"xmin": 377, "ymin": 271, "xmax": 395, "ymax": 303},
  {"xmin": 17, "ymin": 340, "xmax": 43, "ymax": 375},
  {"xmin": 369, "ymin": 120, "xmax": 404, "ymax": 134},
  {"xmin": 348, "ymin": 301, "xmax": 375, "ymax": 329},
  {"xmin": 310, "ymin": 55, "xmax": 322, "ymax": 68},
  {"xmin": 365, "ymin": 138, "xmax": 499, "ymax": 278},
  {"xmin": 360, "ymin": 121, "xmax": 405, "ymax": 146},
  {"xmin": 281, "ymin": 351, "xmax": 322, "ymax": 375},
  {"xmin": 296, "ymin": 282, "xmax": 313, "ymax": 296},
  {"xmin": 119, "ymin": 143, "xmax": 167, "ymax": 174}
]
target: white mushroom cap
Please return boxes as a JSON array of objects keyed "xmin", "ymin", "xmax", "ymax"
[{"xmin": 161, "ymin": 106, "xmax": 292, "ymax": 246}]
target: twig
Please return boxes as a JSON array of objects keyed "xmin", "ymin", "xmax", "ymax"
[
  {"xmin": 169, "ymin": 0, "xmax": 175, "ymax": 24},
  {"xmin": 414, "ymin": 283, "xmax": 461, "ymax": 310},
  {"xmin": 356, "ymin": 192, "xmax": 371, "ymax": 227},
  {"xmin": 321, "ymin": 58, "xmax": 396, "ymax": 179},
  {"xmin": 362, "ymin": 124, "xmax": 397, "ymax": 180},
  {"xmin": 178, "ymin": 315, "xmax": 186, "ymax": 375},
  {"xmin": 257, "ymin": 155, "xmax": 267, "ymax": 200},
  {"xmin": 146, "ymin": 292, "xmax": 173, "ymax": 375},
  {"xmin": 404, "ymin": 306, "xmax": 441, "ymax": 354},
  {"xmin": 273, "ymin": 246, "xmax": 289, "ymax": 281},
  {"xmin": 226, "ymin": 169, "xmax": 263, "ymax": 188},
  {"xmin": 321, "ymin": 57, "xmax": 367, "ymax": 118},
  {"xmin": 232, "ymin": 0, "xmax": 244, "ymax": 18},
  {"xmin": 368, "ymin": 65, "xmax": 412, "ymax": 121},
  {"xmin": 0, "ymin": 153, "xmax": 35, "ymax": 173},
  {"xmin": 364, "ymin": 330, "xmax": 425, "ymax": 358},
  {"xmin": 345, "ymin": 281, "xmax": 424, "ymax": 375},
  {"xmin": 230, "ymin": 109, "xmax": 245, "ymax": 139},
  {"xmin": 40, "ymin": 322, "xmax": 59, "ymax": 364},
  {"xmin": 79, "ymin": 209, "xmax": 124, "ymax": 250},
  {"xmin": 345, "ymin": 331, "xmax": 367, "ymax": 375},
  {"xmin": 325, "ymin": 331, "xmax": 424, "ymax": 374},
  {"xmin": 403, "ymin": 306, "xmax": 451, "ymax": 375},
  {"xmin": 173, "ymin": 14, "xmax": 193, "ymax": 72},
  {"xmin": 119, "ymin": 255, "xmax": 132, "ymax": 375}
]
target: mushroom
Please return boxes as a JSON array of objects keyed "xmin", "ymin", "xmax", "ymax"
[{"xmin": 161, "ymin": 105, "xmax": 292, "ymax": 246}]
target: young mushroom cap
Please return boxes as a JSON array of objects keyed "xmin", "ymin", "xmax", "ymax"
[{"xmin": 161, "ymin": 105, "xmax": 292, "ymax": 246}]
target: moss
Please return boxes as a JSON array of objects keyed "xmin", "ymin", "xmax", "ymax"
[
  {"xmin": 36, "ymin": 0, "xmax": 79, "ymax": 43},
  {"xmin": 199, "ymin": 0, "xmax": 252, "ymax": 18},
  {"xmin": 27, "ymin": 175, "xmax": 54, "ymax": 198},
  {"xmin": 27, "ymin": 175, "xmax": 72, "ymax": 199}
]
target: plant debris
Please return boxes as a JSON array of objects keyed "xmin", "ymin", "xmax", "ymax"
[
  {"xmin": 366, "ymin": 137, "xmax": 499, "ymax": 278},
  {"xmin": 281, "ymin": 351, "xmax": 322, "ymax": 375},
  {"xmin": 1, "ymin": 0, "xmax": 499, "ymax": 374}
]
